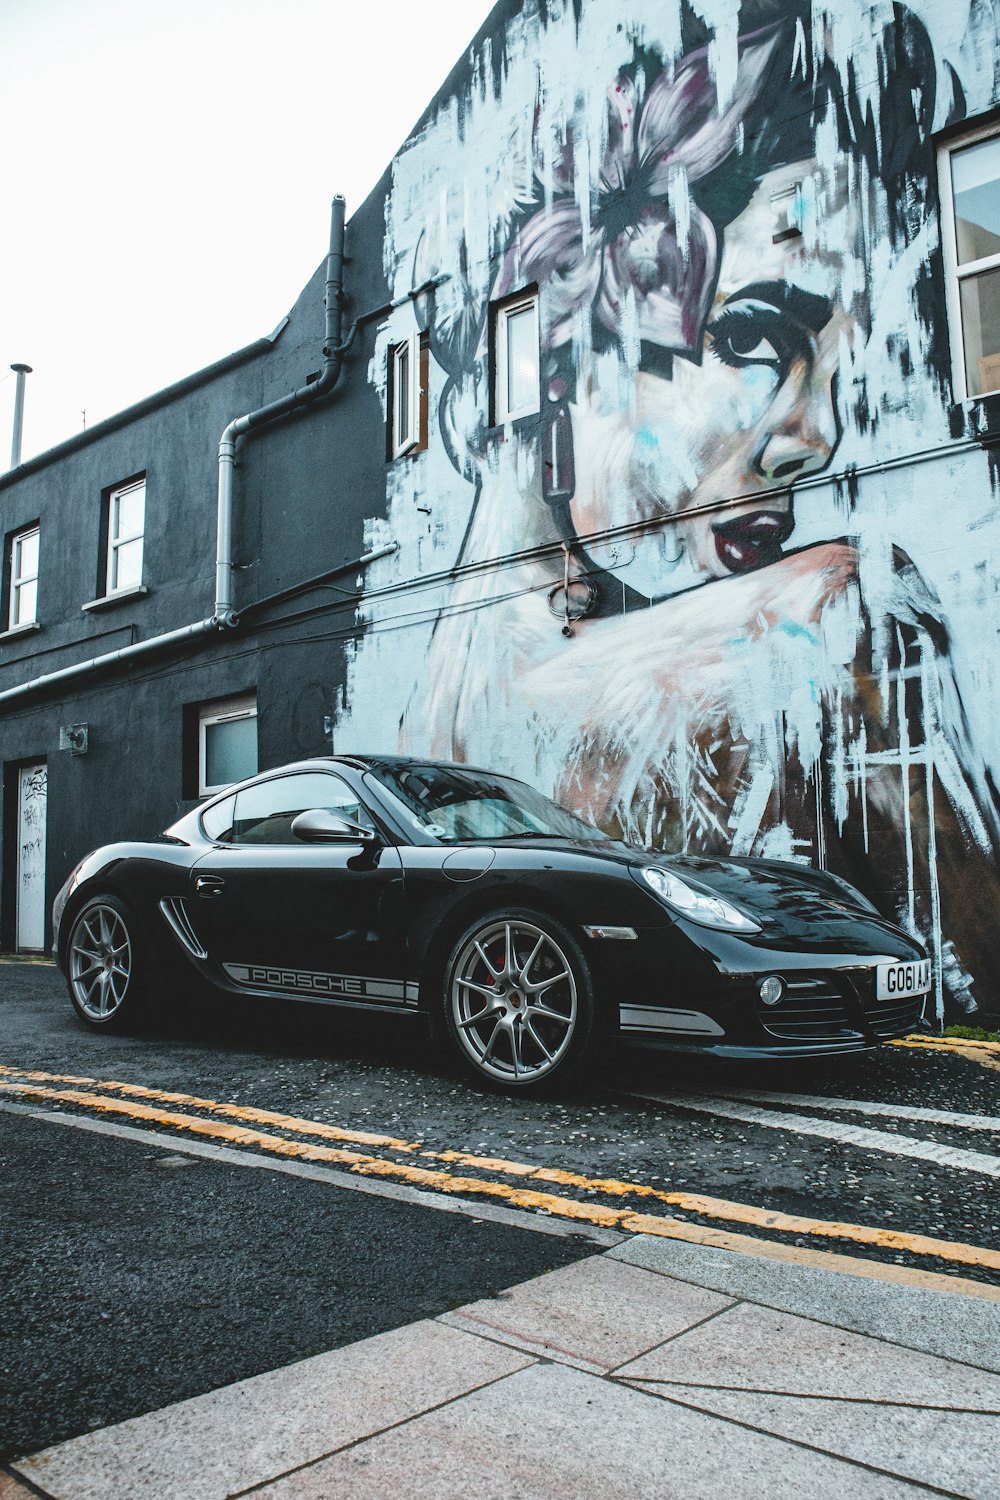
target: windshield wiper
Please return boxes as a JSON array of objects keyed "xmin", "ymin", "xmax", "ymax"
[{"xmin": 486, "ymin": 831, "xmax": 565, "ymax": 841}]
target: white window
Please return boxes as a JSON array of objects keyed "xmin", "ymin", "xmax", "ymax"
[
  {"xmin": 198, "ymin": 693, "xmax": 257, "ymax": 796},
  {"xmin": 107, "ymin": 477, "xmax": 145, "ymax": 593},
  {"xmin": 939, "ymin": 125, "xmax": 1000, "ymax": 400},
  {"xmin": 9, "ymin": 525, "xmax": 39, "ymax": 629},
  {"xmin": 389, "ymin": 333, "xmax": 428, "ymax": 458},
  {"xmin": 391, "ymin": 335, "xmax": 418, "ymax": 456},
  {"xmin": 493, "ymin": 292, "xmax": 540, "ymax": 423}
]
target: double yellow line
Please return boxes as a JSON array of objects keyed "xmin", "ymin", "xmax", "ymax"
[
  {"xmin": 2, "ymin": 1063, "xmax": 998, "ymax": 1294},
  {"xmin": 890, "ymin": 1035, "xmax": 1000, "ymax": 1072}
]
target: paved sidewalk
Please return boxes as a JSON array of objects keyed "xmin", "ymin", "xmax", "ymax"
[{"xmin": 8, "ymin": 1237, "xmax": 1000, "ymax": 1499}]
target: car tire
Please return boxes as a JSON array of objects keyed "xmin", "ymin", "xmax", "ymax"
[
  {"xmin": 65, "ymin": 894, "xmax": 149, "ymax": 1032},
  {"xmin": 442, "ymin": 908, "xmax": 599, "ymax": 1093}
]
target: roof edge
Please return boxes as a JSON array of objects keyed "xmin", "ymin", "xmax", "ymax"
[{"xmin": 0, "ymin": 317, "xmax": 288, "ymax": 490}]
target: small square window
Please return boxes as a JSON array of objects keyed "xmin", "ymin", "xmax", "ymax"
[
  {"xmin": 492, "ymin": 292, "xmax": 540, "ymax": 424},
  {"xmin": 389, "ymin": 333, "xmax": 429, "ymax": 458},
  {"xmin": 106, "ymin": 477, "xmax": 146, "ymax": 594},
  {"xmin": 198, "ymin": 693, "xmax": 257, "ymax": 796},
  {"xmin": 939, "ymin": 125, "xmax": 1000, "ymax": 400},
  {"xmin": 8, "ymin": 525, "xmax": 40, "ymax": 629},
  {"xmin": 770, "ymin": 181, "xmax": 803, "ymax": 243}
]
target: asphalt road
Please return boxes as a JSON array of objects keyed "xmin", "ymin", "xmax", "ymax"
[
  {"xmin": 3, "ymin": 959, "xmax": 999, "ymax": 1461},
  {"xmin": 0, "ymin": 1106, "xmax": 599, "ymax": 1462}
]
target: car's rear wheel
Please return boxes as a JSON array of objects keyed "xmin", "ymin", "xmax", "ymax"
[
  {"xmin": 66, "ymin": 895, "xmax": 148, "ymax": 1031},
  {"xmin": 443, "ymin": 909, "xmax": 598, "ymax": 1092}
]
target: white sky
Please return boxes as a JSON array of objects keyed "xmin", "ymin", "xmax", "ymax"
[{"xmin": 0, "ymin": 0, "xmax": 498, "ymax": 466}]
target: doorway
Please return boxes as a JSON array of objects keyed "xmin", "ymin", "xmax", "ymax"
[{"xmin": 15, "ymin": 762, "xmax": 47, "ymax": 952}]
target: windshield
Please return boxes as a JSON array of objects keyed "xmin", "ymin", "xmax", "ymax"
[{"xmin": 366, "ymin": 762, "xmax": 607, "ymax": 844}]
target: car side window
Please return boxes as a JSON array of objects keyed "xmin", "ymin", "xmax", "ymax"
[
  {"xmin": 201, "ymin": 793, "xmax": 237, "ymax": 842},
  {"xmin": 229, "ymin": 772, "xmax": 368, "ymax": 845}
]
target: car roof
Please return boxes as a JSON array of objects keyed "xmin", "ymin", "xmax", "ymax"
[
  {"xmin": 298, "ymin": 753, "xmax": 509, "ymax": 779},
  {"xmin": 162, "ymin": 754, "xmax": 529, "ymax": 842}
]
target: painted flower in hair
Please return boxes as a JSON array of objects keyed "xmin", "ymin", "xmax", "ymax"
[{"xmin": 495, "ymin": 33, "xmax": 779, "ymax": 356}]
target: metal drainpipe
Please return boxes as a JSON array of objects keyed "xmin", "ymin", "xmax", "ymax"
[
  {"xmin": 0, "ymin": 542, "xmax": 394, "ymax": 710},
  {"xmin": 0, "ymin": 197, "xmax": 354, "ymax": 712},
  {"xmin": 214, "ymin": 195, "xmax": 346, "ymax": 623}
]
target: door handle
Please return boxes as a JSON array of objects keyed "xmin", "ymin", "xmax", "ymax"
[{"xmin": 194, "ymin": 876, "xmax": 226, "ymax": 899}]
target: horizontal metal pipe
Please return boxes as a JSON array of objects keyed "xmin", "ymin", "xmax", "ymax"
[
  {"xmin": 0, "ymin": 617, "xmax": 221, "ymax": 709},
  {"xmin": 0, "ymin": 538, "xmax": 396, "ymax": 712},
  {"xmin": 234, "ymin": 542, "xmax": 399, "ymax": 621}
]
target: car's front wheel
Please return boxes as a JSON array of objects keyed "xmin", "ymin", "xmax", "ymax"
[
  {"xmin": 66, "ymin": 895, "xmax": 148, "ymax": 1031},
  {"xmin": 442, "ymin": 909, "xmax": 598, "ymax": 1092}
]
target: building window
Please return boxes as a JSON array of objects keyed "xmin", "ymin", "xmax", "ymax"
[
  {"xmin": 106, "ymin": 477, "xmax": 146, "ymax": 593},
  {"xmin": 389, "ymin": 333, "xmax": 428, "ymax": 458},
  {"xmin": 940, "ymin": 125, "xmax": 1000, "ymax": 400},
  {"xmin": 492, "ymin": 291, "xmax": 540, "ymax": 423},
  {"xmin": 8, "ymin": 525, "xmax": 39, "ymax": 629},
  {"xmin": 198, "ymin": 693, "xmax": 257, "ymax": 796}
]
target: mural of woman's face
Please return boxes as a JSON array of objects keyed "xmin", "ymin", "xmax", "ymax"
[{"xmin": 569, "ymin": 162, "xmax": 858, "ymax": 596}]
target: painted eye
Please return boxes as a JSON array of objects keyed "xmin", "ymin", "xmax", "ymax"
[
  {"xmin": 724, "ymin": 332, "xmax": 781, "ymax": 365},
  {"xmin": 708, "ymin": 302, "xmax": 809, "ymax": 376}
]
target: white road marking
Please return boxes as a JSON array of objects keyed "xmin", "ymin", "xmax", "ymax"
[
  {"xmin": 627, "ymin": 1090, "xmax": 1000, "ymax": 1177},
  {"xmin": 714, "ymin": 1090, "xmax": 1000, "ymax": 1134}
]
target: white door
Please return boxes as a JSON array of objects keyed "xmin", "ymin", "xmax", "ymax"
[{"xmin": 16, "ymin": 762, "xmax": 47, "ymax": 952}]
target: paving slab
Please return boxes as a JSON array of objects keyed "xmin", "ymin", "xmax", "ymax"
[
  {"xmin": 250, "ymin": 1361, "xmax": 942, "ymax": 1499},
  {"xmin": 612, "ymin": 1234, "xmax": 1000, "ymax": 1371},
  {"xmin": 617, "ymin": 1300, "xmax": 1000, "ymax": 1408},
  {"xmin": 439, "ymin": 1255, "xmax": 734, "ymax": 1373},
  {"xmin": 15, "ymin": 1321, "xmax": 532, "ymax": 1500},
  {"xmin": 625, "ymin": 1385, "xmax": 1000, "ymax": 1500}
]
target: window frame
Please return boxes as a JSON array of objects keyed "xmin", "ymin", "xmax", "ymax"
[
  {"xmin": 8, "ymin": 524, "xmax": 40, "ymax": 630},
  {"xmin": 390, "ymin": 334, "xmax": 419, "ymax": 457},
  {"xmin": 938, "ymin": 120, "xmax": 1000, "ymax": 402},
  {"xmin": 492, "ymin": 290, "xmax": 540, "ymax": 425},
  {"xmin": 388, "ymin": 332, "xmax": 430, "ymax": 459},
  {"xmin": 105, "ymin": 476, "xmax": 146, "ymax": 595},
  {"xmin": 197, "ymin": 693, "xmax": 258, "ymax": 797}
]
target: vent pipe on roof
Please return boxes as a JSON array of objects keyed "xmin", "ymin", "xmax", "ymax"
[
  {"xmin": 9, "ymin": 363, "xmax": 32, "ymax": 469},
  {"xmin": 214, "ymin": 195, "xmax": 347, "ymax": 624}
]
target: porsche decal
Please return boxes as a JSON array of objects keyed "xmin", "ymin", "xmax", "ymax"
[{"xmin": 223, "ymin": 963, "xmax": 419, "ymax": 1006}]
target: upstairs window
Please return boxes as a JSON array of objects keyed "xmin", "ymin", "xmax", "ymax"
[
  {"xmin": 389, "ymin": 333, "xmax": 428, "ymax": 457},
  {"xmin": 492, "ymin": 291, "xmax": 540, "ymax": 423},
  {"xmin": 8, "ymin": 525, "xmax": 39, "ymax": 629},
  {"xmin": 940, "ymin": 126, "xmax": 1000, "ymax": 400},
  {"xmin": 106, "ymin": 477, "xmax": 145, "ymax": 593}
]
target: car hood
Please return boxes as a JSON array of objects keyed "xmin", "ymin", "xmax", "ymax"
[
  {"xmin": 501, "ymin": 837, "xmax": 918, "ymax": 953},
  {"xmin": 646, "ymin": 851, "xmax": 916, "ymax": 952}
]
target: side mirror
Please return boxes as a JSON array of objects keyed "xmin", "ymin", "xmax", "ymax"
[{"xmin": 290, "ymin": 808, "xmax": 378, "ymax": 845}]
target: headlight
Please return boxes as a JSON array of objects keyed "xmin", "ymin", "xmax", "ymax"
[{"xmin": 639, "ymin": 866, "xmax": 762, "ymax": 934}]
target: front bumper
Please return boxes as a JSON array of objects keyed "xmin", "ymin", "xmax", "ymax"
[{"xmin": 608, "ymin": 940, "xmax": 930, "ymax": 1057}]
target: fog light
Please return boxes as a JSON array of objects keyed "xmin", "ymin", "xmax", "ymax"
[{"xmin": 758, "ymin": 976, "xmax": 784, "ymax": 1006}]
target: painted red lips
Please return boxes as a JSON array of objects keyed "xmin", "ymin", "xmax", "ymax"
[{"xmin": 713, "ymin": 509, "xmax": 794, "ymax": 573}]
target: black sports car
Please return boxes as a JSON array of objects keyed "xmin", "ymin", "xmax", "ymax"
[{"xmin": 53, "ymin": 755, "xmax": 931, "ymax": 1092}]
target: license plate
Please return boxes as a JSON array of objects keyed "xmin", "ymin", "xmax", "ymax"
[{"xmin": 875, "ymin": 958, "xmax": 930, "ymax": 1001}]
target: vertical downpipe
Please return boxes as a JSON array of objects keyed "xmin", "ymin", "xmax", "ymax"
[{"xmin": 213, "ymin": 196, "xmax": 346, "ymax": 624}]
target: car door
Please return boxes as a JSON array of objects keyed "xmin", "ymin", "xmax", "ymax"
[{"xmin": 188, "ymin": 769, "xmax": 412, "ymax": 1010}]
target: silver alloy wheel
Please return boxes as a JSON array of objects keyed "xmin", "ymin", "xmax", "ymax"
[
  {"xmin": 68, "ymin": 903, "xmax": 133, "ymax": 1021},
  {"xmin": 449, "ymin": 918, "xmax": 578, "ymax": 1083}
]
